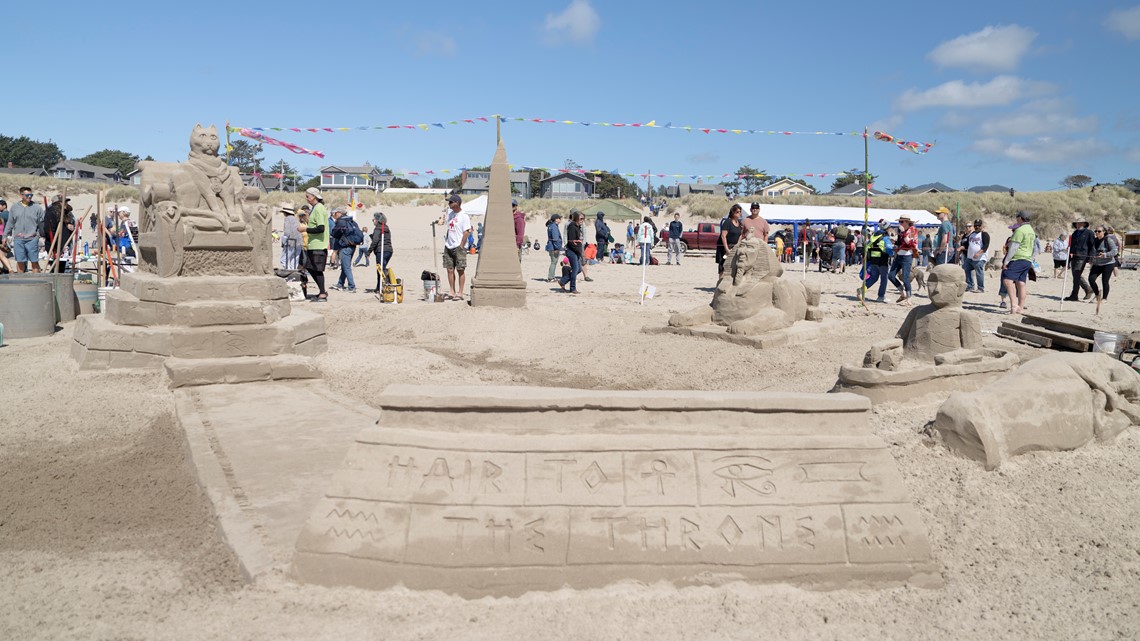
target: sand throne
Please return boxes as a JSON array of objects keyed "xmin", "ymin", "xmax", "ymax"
[{"xmin": 137, "ymin": 159, "xmax": 271, "ymax": 278}]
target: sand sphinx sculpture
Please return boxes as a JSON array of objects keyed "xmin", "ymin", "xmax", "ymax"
[
  {"xmin": 653, "ymin": 238, "xmax": 824, "ymax": 348},
  {"xmin": 834, "ymin": 265, "xmax": 1017, "ymax": 404},
  {"xmin": 935, "ymin": 352, "xmax": 1140, "ymax": 469},
  {"xmin": 71, "ymin": 124, "xmax": 326, "ymax": 386}
]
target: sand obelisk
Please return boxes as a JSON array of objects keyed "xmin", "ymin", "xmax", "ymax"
[{"xmin": 469, "ymin": 134, "xmax": 527, "ymax": 308}]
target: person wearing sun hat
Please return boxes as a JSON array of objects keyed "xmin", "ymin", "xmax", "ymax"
[
  {"xmin": 280, "ymin": 202, "xmax": 303, "ymax": 269},
  {"xmin": 931, "ymin": 206, "xmax": 954, "ymax": 265},
  {"xmin": 301, "ymin": 187, "xmax": 329, "ymax": 301}
]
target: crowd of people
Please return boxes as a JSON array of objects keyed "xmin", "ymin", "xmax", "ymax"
[{"xmin": 0, "ymin": 186, "xmax": 137, "ymax": 276}]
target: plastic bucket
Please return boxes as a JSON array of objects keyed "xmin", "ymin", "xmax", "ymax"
[
  {"xmin": 1093, "ymin": 331, "xmax": 1126, "ymax": 356},
  {"xmin": 381, "ymin": 284, "xmax": 396, "ymax": 303},
  {"xmin": 0, "ymin": 281, "xmax": 56, "ymax": 338},
  {"xmin": 395, "ymin": 279, "xmax": 404, "ymax": 304},
  {"xmin": 74, "ymin": 282, "xmax": 98, "ymax": 314},
  {"xmin": 423, "ymin": 280, "xmax": 437, "ymax": 301},
  {"xmin": 97, "ymin": 286, "xmax": 115, "ymax": 313},
  {"xmin": 1, "ymin": 273, "xmax": 76, "ymax": 322}
]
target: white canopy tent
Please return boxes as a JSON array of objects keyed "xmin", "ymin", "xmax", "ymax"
[
  {"xmin": 460, "ymin": 195, "xmax": 487, "ymax": 217},
  {"xmin": 736, "ymin": 202, "xmax": 940, "ymax": 228}
]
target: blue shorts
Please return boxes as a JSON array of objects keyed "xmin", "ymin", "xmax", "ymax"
[
  {"xmin": 12, "ymin": 237, "xmax": 39, "ymax": 263},
  {"xmin": 1001, "ymin": 259, "xmax": 1032, "ymax": 283}
]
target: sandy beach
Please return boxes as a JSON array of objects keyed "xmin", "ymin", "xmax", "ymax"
[{"xmin": 1, "ymin": 201, "xmax": 1138, "ymax": 640}]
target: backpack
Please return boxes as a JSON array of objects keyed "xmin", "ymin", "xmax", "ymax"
[
  {"xmin": 834, "ymin": 224, "xmax": 849, "ymax": 241},
  {"xmin": 344, "ymin": 219, "xmax": 364, "ymax": 246}
]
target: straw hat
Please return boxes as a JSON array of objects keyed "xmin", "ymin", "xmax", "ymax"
[
  {"xmin": 897, "ymin": 214, "xmax": 912, "ymax": 223},
  {"xmin": 280, "ymin": 203, "xmax": 296, "ymax": 215},
  {"xmin": 1071, "ymin": 216, "xmax": 1088, "ymax": 227}
]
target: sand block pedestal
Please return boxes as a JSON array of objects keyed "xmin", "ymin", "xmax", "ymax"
[
  {"xmin": 834, "ymin": 349, "xmax": 1019, "ymax": 405},
  {"xmin": 645, "ymin": 318, "xmax": 834, "ymax": 349},
  {"xmin": 291, "ymin": 385, "xmax": 940, "ymax": 597},
  {"xmin": 72, "ymin": 271, "xmax": 325, "ymax": 386}
]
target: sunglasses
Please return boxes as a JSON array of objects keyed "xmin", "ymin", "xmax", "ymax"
[{"xmin": 1095, "ymin": 229, "xmax": 1105, "ymax": 233}]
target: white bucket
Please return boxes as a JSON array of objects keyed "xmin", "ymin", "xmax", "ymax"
[
  {"xmin": 1092, "ymin": 331, "xmax": 1126, "ymax": 356},
  {"xmin": 97, "ymin": 286, "xmax": 115, "ymax": 313},
  {"xmin": 423, "ymin": 280, "xmax": 437, "ymax": 301}
]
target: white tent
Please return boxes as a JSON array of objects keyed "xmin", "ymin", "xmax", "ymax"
[
  {"xmin": 460, "ymin": 195, "xmax": 487, "ymax": 217},
  {"xmin": 736, "ymin": 202, "xmax": 940, "ymax": 227}
]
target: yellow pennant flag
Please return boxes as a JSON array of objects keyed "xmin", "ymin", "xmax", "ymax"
[
  {"xmin": 646, "ymin": 120, "xmax": 656, "ymax": 127},
  {"xmin": 417, "ymin": 124, "xmax": 429, "ymax": 131}
]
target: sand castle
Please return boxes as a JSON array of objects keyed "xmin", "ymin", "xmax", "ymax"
[
  {"xmin": 648, "ymin": 238, "xmax": 828, "ymax": 348},
  {"xmin": 71, "ymin": 124, "xmax": 326, "ymax": 386},
  {"xmin": 834, "ymin": 265, "xmax": 1017, "ymax": 404},
  {"xmin": 935, "ymin": 352, "xmax": 1140, "ymax": 469}
]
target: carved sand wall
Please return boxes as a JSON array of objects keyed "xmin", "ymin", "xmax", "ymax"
[{"xmin": 292, "ymin": 386, "xmax": 940, "ymax": 596}]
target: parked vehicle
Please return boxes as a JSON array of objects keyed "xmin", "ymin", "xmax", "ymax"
[{"xmin": 658, "ymin": 222, "xmax": 720, "ymax": 252}]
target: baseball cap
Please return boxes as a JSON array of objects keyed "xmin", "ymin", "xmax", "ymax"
[
  {"xmin": 447, "ymin": 194, "xmax": 462, "ymax": 204},
  {"xmin": 750, "ymin": 202, "xmax": 760, "ymax": 209},
  {"xmin": 511, "ymin": 199, "xmax": 518, "ymax": 206},
  {"xmin": 0, "ymin": 199, "xmax": 6, "ymax": 206},
  {"xmin": 933, "ymin": 206, "xmax": 951, "ymax": 216},
  {"xmin": 1016, "ymin": 211, "xmax": 1031, "ymax": 221}
]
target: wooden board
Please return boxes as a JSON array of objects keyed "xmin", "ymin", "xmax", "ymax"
[
  {"xmin": 1021, "ymin": 314, "xmax": 1097, "ymax": 340},
  {"xmin": 996, "ymin": 324, "xmax": 1052, "ymax": 348},
  {"xmin": 1001, "ymin": 321, "xmax": 1092, "ymax": 352}
]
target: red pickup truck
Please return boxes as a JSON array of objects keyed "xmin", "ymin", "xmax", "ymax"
[{"xmin": 658, "ymin": 222, "xmax": 720, "ymax": 252}]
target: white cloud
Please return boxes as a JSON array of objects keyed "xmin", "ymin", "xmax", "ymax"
[
  {"xmin": 971, "ymin": 137, "xmax": 1112, "ymax": 163},
  {"xmin": 927, "ymin": 25, "xmax": 1037, "ymax": 72},
  {"xmin": 895, "ymin": 75, "xmax": 1055, "ymax": 111},
  {"xmin": 977, "ymin": 98, "xmax": 1098, "ymax": 137},
  {"xmin": 415, "ymin": 31, "xmax": 456, "ymax": 57},
  {"xmin": 1106, "ymin": 5, "xmax": 1140, "ymax": 40},
  {"xmin": 869, "ymin": 114, "xmax": 903, "ymax": 133},
  {"xmin": 544, "ymin": 0, "xmax": 600, "ymax": 45}
]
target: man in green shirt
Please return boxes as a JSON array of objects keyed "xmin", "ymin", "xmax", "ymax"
[
  {"xmin": 1001, "ymin": 211, "xmax": 1036, "ymax": 315},
  {"xmin": 302, "ymin": 187, "xmax": 329, "ymax": 302}
]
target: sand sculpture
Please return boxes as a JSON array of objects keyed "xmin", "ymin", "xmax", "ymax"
[
  {"xmin": 935, "ymin": 353, "xmax": 1140, "ymax": 469},
  {"xmin": 469, "ymin": 136, "xmax": 526, "ymax": 307},
  {"xmin": 291, "ymin": 385, "xmax": 940, "ymax": 596},
  {"xmin": 71, "ymin": 124, "xmax": 326, "ymax": 386},
  {"xmin": 834, "ymin": 265, "xmax": 1017, "ymax": 404},
  {"xmin": 648, "ymin": 238, "xmax": 827, "ymax": 348}
]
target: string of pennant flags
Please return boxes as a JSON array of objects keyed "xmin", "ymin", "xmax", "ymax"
[
  {"xmin": 227, "ymin": 117, "xmax": 936, "ymax": 159},
  {"xmin": 248, "ymin": 167, "xmax": 858, "ymax": 182}
]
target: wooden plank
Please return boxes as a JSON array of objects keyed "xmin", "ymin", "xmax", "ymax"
[
  {"xmin": 1021, "ymin": 314, "xmax": 1097, "ymax": 340},
  {"xmin": 996, "ymin": 325, "xmax": 1052, "ymax": 348},
  {"xmin": 1002, "ymin": 322, "xmax": 1092, "ymax": 352}
]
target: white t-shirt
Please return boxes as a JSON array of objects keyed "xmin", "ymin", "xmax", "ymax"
[
  {"xmin": 967, "ymin": 231, "xmax": 984, "ymax": 259},
  {"xmin": 444, "ymin": 210, "xmax": 472, "ymax": 249}
]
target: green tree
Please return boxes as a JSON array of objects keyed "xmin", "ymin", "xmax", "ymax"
[
  {"xmin": 719, "ymin": 179, "xmax": 742, "ymax": 199},
  {"xmin": 1060, "ymin": 174, "xmax": 1093, "ymax": 189},
  {"xmin": 830, "ymin": 168, "xmax": 877, "ymax": 191},
  {"xmin": 0, "ymin": 134, "xmax": 66, "ymax": 168},
  {"xmin": 224, "ymin": 139, "xmax": 263, "ymax": 172},
  {"xmin": 298, "ymin": 175, "xmax": 320, "ymax": 191},
  {"xmin": 1123, "ymin": 177, "xmax": 1140, "ymax": 191},
  {"xmin": 734, "ymin": 165, "xmax": 769, "ymax": 195},
  {"xmin": 390, "ymin": 177, "xmax": 418, "ymax": 188},
  {"xmin": 891, "ymin": 184, "xmax": 911, "ymax": 195},
  {"xmin": 592, "ymin": 172, "xmax": 641, "ymax": 199},
  {"xmin": 76, "ymin": 149, "xmax": 139, "ymax": 175},
  {"xmin": 528, "ymin": 169, "xmax": 549, "ymax": 199},
  {"xmin": 429, "ymin": 176, "xmax": 462, "ymax": 189}
]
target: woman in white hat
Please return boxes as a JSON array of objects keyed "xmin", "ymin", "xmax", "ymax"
[{"xmin": 280, "ymin": 203, "xmax": 302, "ymax": 269}]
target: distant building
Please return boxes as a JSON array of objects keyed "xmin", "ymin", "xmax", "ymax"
[
  {"xmin": 965, "ymin": 184, "xmax": 1013, "ymax": 194},
  {"xmin": 904, "ymin": 182, "xmax": 957, "ymax": 195},
  {"xmin": 460, "ymin": 169, "xmax": 532, "ymax": 199},
  {"xmin": 827, "ymin": 183, "xmax": 888, "ymax": 196},
  {"xmin": 761, "ymin": 178, "xmax": 812, "ymax": 197},
  {"xmin": 50, "ymin": 160, "xmax": 122, "ymax": 183},
  {"xmin": 677, "ymin": 182, "xmax": 726, "ymax": 197},
  {"xmin": 0, "ymin": 165, "xmax": 49, "ymax": 177},
  {"xmin": 540, "ymin": 172, "xmax": 595, "ymax": 199},
  {"xmin": 319, "ymin": 164, "xmax": 392, "ymax": 191}
]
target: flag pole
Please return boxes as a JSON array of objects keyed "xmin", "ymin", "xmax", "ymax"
[{"xmin": 858, "ymin": 127, "xmax": 870, "ymax": 307}]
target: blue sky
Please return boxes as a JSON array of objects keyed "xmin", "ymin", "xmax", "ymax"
[{"xmin": 10, "ymin": 0, "xmax": 1140, "ymax": 192}]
